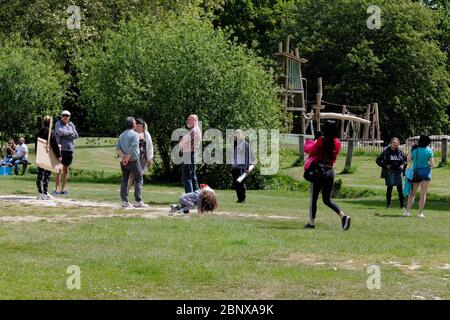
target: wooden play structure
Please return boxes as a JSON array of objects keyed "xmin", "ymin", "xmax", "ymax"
[{"xmin": 275, "ymin": 36, "xmax": 381, "ymax": 143}]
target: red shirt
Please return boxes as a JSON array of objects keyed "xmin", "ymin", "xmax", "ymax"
[{"xmin": 308, "ymin": 137, "xmax": 341, "ymax": 167}]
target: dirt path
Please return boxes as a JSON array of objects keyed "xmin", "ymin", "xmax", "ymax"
[{"xmin": 0, "ymin": 195, "xmax": 298, "ymax": 223}]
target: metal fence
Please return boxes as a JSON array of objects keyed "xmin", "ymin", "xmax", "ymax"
[{"xmin": 280, "ymin": 134, "xmax": 450, "ymax": 156}]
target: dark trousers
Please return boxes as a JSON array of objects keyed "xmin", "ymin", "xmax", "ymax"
[
  {"xmin": 309, "ymin": 169, "xmax": 341, "ymax": 220},
  {"xmin": 36, "ymin": 167, "xmax": 51, "ymax": 194},
  {"xmin": 386, "ymin": 186, "xmax": 404, "ymax": 208},
  {"xmin": 232, "ymin": 168, "xmax": 246, "ymax": 202},
  {"xmin": 182, "ymin": 152, "xmax": 199, "ymax": 193}
]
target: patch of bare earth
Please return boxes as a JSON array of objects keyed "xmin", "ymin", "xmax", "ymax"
[
  {"xmin": 274, "ymin": 253, "xmax": 450, "ymax": 274},
  {"xmin": 0, "ymin": 195, "xmax": 298, "ymax": 223}
]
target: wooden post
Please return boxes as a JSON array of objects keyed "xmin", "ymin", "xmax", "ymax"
[
  {"xmin": 299, "ymin": 135, "xmax": 305, "ymax": 165},
  {"xmin": 441, "ymin": 138, "xmax": 448, "ymax": 165},
  {"xmin": 283, "ymin": 36, "xmax": 291, "ymax": 115},
  {"xmin": 295, "ymin": 47, "xmax": 306, "ymax": 138},
  {"xmin": 313, "ymin": 77, "xmax": 325, "ymax": 131},
  {"xmin": 345, "ymin": 140, "xmax": 354, "ymax": 171},
  {"xmin": 363, "ymin": 104, "xmax": 371, "ymax": 140},
  {"xmin": 373, "ymin": 103, "xmax": 381, "ymax": 146},
  {"xmin": 285, "ymin": 35, "xmax": 290, "ymax": 53},
  {"xmin": 278, "ymin": 42, "xmax": 283, "ymax": 54},
  {"xmin": 340, "ymin": 105, "xmax": 346, "ymax": 139}
]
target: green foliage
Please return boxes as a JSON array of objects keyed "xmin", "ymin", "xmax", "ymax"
[
  {"xmin": 340, "ymin": 165, "xmax": 357, "ymax": 174},
  {"xmin": 213, "ymin": 0, "xmax": 298, "ymax": 57},
  {"xmin": 278, "ymin": 0, "xmax": 450, "ymax": 140},
  {"xmin": 217, "ymin": 0, "xmax": 450, "ymax": 140},
  {"xmin": 80, "ymin": 16, "xmax": 283, "ymax": 177},
  {"xmin": 0, "ymin": 0, "xmax": 225, "ymax": 132},
  {"xmin": 0, "ymin": 35, "xmax": 67, "ymax": 140}
]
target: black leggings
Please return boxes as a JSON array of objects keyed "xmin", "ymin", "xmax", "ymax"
[
  {"xmin": 309, "ymin": 169, "xmax": 341, "ymax": 220},
  {"xmin": 386, "ymin": 185, "xmax": 404, "ymax": 208},
  {"xmin": 36, "ymin": 167, "xmax": 51, "ymax": 194}
]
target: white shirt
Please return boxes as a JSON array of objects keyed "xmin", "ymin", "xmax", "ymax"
[{"xmin": 15, "ymin": 144, "xmax": 28, "ymax": 158}]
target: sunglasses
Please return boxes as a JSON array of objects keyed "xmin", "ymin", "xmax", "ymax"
[{"xmin": 62, "ymin": 115, "xmax": 70, "ymax": 117}]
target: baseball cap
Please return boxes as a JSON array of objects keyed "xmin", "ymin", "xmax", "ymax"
[{"xmin": 61, "ymin": 110, "xmax": 71, "ymax": 116}]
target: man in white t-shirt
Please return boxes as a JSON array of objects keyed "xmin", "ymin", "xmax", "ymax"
[{"xmin": 13, "ymin": 137, "xmax": 29, "ymax": 175}]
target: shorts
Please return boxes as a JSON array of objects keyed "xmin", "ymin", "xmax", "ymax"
[
  {"xmin": 61, "ymin": 151, "xmax": 73, "ymax": 167},
  {"xmin": 415, "ymin": 167, "xmax": 431, "ymax": 182}
]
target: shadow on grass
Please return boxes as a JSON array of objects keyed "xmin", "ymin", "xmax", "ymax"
[
  {"xmin": 346, "ymin": 198, "xmax": 450, "ymax": 212},
  {"xmin": 254, "ymin": 220, "xmax": 300, "ymax": 230},
  {"xmin": 374, "ymin": 213, "xmax": 406, "ymax": 218}
]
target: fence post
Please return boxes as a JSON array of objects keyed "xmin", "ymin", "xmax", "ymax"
[
  {"xmin": 299, "ymin": 135, "xmax": 305, "ymax": 165},
  {"xmin": 440, "ymin": 138, "xmax": 448, "ymax": 166},
  {"xmin": 345, "ymin": 140, "xmax": 354, "ymax": 171}
]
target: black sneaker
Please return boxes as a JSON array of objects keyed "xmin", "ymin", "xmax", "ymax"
[
  {"xmin": 304, "ymin": 223, "xmax": 315, "ymax": 229},
  {"xmin": 236, "ymin": 200, "xmax": 245, "ymax": 203},
  {"xmin": 341, "ymin": 215, "xmax": 351, "ymax": 231}
]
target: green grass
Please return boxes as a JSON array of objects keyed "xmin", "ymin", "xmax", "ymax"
[{"xmin": 0, "ymin": 139, "xmax": 449, "ymax": 299}]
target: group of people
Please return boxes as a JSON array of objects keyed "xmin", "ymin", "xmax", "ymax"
[
  {"xmin": 0, "ymin": 137, "xmax": 29, "ymax": 175},
  {"xmin": 4, "ymin": 110, "xmax": 436, "ymax": 229},
  {"xmin": 376, "ymin": 135, "xmax": 434, "ymax": 218},
  {"xmin": 116, "ymin": 114, "xmax": 254, "ymax": 214},
  {"xmin": 34, "ymin": 110, "xmax": 79, "ymax": 199},
  {"xmin": 303, "ymin": 122, "xmax": 435, "ymax": 231},
  {"xmin": 115, "ymin": 117, "xmax": 154, "ymax": 208}
]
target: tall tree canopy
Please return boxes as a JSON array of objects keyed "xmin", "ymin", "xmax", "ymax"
[
  {"xmin": 0, "ymin": 35, "xmax": 67, "ymax": 145},
  {"xmin": 80, "ymin": 16, "xmax": 282, "ymax": 176}
]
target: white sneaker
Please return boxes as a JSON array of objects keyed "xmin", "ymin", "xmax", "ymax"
[
  {"xmin": 36, "ymin": 193, "xmax": 44, "ymax": 200},
  {"xmin": 170, "ymin": 204, "xmax": 179, "ymax": 212},
  {"xmin": 418, "ymin": 212, "xmax": 425, "ymax": 218},
  {"xmin": 133, "ymin": 201, "xmax": 148, "ymax": 208},
  {"xmin": 121, "ymin": 201, "xmax": 130, "ymax": 208},
  {"xmin": 42, "ymin": 193, "xmax": 54, "ymax": 200},
  {"xmin": 402, "ymin": 210, "xmax": 411, "ymax": 217}
]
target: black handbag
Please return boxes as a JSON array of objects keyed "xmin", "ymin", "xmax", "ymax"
[{"xmin": 303, "ymin": 161, "xmax": 326, "ymax": 183}]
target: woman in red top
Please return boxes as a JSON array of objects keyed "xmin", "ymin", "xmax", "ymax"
[{"xmin": 304, "ymin": 120, "xmax": 351, "ymax": 231}]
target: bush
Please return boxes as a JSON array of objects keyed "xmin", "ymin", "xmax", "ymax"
[
  {"xmin": 80, "ymin": 15, "xmax": 283, "ymax": 181},
  {"xmin": 0, "ymin": 35, "xmax": 67, "ymax": 140}
]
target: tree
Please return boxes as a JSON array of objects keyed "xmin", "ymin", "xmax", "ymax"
[
  {"xmin": 80, "ymin": 16, "xmax": 283, "ymax": 178},
  {"xmin": 0, "ymin": 35, "xmax": 67, "ymax": 152},
  {"xmin": 276, "ymin": 0, "xmax": 450, "ymax": 140},
  {"xmin": 0, "ymin": 0, "xmax": 225, "ymax": 134},
  {"xmin": 213, "ymin": 0, "xmax": 299, "ymax": 57}
]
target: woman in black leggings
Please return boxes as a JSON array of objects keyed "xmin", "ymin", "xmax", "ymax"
[{"xmin": 304, "ymin": 120, "xmax": 351, "ymax": 231}]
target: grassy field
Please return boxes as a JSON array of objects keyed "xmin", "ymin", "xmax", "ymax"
[{"xmin": 0, "ymin": 139, "xmax": 449, "ymax": 299}]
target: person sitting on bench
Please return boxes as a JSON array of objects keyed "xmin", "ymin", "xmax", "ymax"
[{"xmin": 12, "ymin": 137, "xmax": 29, "ymax": 175}]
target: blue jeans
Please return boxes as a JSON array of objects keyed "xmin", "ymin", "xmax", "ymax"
[{"xmin": 182, "ymin": 152, "xmax": 199, "ymax": 193}]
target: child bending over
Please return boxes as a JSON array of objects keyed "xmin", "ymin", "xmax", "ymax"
[{"xmin": 170, "ymin": 184, "xmax": 218, "ymax": 214}]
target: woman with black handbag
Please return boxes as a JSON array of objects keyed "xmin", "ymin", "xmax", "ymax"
[
  {"xmin": 403, "ymin": 135, "xmax": 435, "ymax": 218},
  {"xmin": 304, "ymin": 120, "xmax": 351, "ymax": 231},
  {"xmin": 376, "ymin": 137, "xmax": 407, "ymax": 209}
]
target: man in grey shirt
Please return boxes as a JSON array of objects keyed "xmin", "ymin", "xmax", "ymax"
[
  {"xmin": 54, "ymin": 110, "xmax": 79, "ymax": 195},
  {"xmin": 116, "ymin": 117, "xmax": 147, "ymax": 208}
]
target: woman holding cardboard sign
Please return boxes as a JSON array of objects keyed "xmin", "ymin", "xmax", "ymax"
[{"xmin": 35, "ymin": 116, "xmax": 62, "ymax": 200}]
